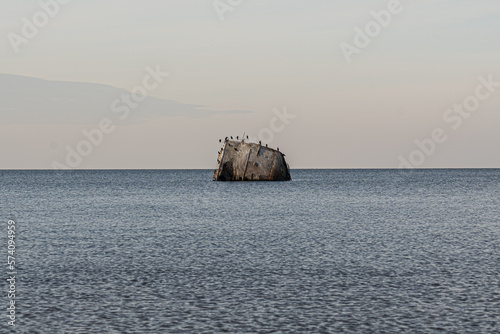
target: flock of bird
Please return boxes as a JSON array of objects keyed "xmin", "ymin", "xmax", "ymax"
[
  {"xmin": 218, "ymin": 135, "xmax": 250, "ymax": 143},
  {"xmin": 217, "ymin": 136, "xmax": 275, "ymax": 149},
  {"xmin": 216, "ymin": 136, "xmax": 281, "ymax": 166}
]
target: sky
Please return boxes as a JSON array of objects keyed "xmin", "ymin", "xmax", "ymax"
[{"xmin": 1, "ymin": 0, "xmax": 500, "ymax": 169}]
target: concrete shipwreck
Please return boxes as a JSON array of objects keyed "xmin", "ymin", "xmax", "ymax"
[{"xmin": 214, "ymin": 139, "xmax": 291, "ymax": 181}]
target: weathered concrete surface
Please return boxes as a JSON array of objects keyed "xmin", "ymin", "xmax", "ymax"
[{"xmin": 214, "ymin": 140, "xmax": 291, "ymax": 181}]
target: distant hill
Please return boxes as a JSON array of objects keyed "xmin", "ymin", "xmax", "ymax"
[{"xmin": 0, "ymin": 74, "xmax": 249, "ymax": 125}]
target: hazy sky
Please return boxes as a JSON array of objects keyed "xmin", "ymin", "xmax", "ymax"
[{"xmin": 1, "ymin": 0, "xmax": 499, "ymax": 169}]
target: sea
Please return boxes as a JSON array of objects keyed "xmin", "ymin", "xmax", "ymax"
[{"xmin": 2, "ymin": 169, "xmax": 500, "ymax": 333}]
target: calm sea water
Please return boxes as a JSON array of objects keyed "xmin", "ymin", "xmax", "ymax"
[{"xmin": 2, "ymin": 169, "xmax": 500, "ymax": 333}]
